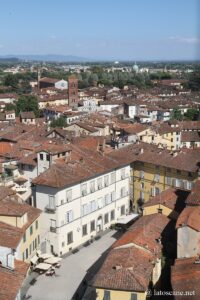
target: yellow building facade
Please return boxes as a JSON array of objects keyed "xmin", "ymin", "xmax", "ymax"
[
  {"xmin": 96, "ymin": 289, "xmax": 146, "ymax": 300},
  {"xmin": 132, "ymin": 161, "xmax": 198, "ymax": 210},
  {"xmin": 20, "ymin": 216, "xmax": 41, "ymax": 262}
]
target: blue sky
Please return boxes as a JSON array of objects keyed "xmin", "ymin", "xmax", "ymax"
[{"xmin": 0, "ymin": 0, "xmax": 199, "ymax": 60}]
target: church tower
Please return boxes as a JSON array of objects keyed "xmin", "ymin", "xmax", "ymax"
[{"xmin": 68, "ymin": 75, "xmax": 79, "ymax": 108}]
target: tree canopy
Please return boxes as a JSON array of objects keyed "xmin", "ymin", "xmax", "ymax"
[
  {"xmin": 16, "ymin": 95, "xmax": 40, "ymax": 117},
  {"xmin": 50, "ymin": 117, "xmax": 67, "ymax": 128}
]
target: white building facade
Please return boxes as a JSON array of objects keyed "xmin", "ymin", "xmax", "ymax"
[{"xmin": 33, "ymin": 165, "xmax": 130, "ymax": 256}]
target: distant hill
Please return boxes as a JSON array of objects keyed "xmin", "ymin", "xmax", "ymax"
[
  {"xmin": 0, "ymin": 54, "xmax": 94, "ymax": 62},
  {"xmin": 0, "ymin": 57, "xmax": 20, "ymax": 63}
]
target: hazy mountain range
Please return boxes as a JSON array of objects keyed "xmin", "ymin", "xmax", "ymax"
[{"xmin": 0, "ymin": 54, "xmax": 95, "ymax": 62}]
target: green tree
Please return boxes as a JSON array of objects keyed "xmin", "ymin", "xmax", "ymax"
[
  {"xmin": 5, "ymin": 103, "xmax": 16, "ymax": 111},
  {"xmin": 4, "ymin": 74, "xmax": 18, "ymax": 89},
  {"xmin": 184, "ymin": 108, "xmax": 199, "ymax": 121},
  {"xmin": 171, "ymin": 108, "xmax": 183, "ymax": 121},
  {"xmin": 50, "ymin": 117, "xmax": 67, "ymax": 128},
  {"xmin": 16, "ymin": 95, "xmax": 40, "ymax": 117}
]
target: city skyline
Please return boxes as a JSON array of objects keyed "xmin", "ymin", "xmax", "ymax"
[{"xmin": 0, "ymin": 0, "xmax": 199, "ymax": 60}]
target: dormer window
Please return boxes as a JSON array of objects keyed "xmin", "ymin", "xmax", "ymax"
[{"xmin": 40, "ymin": 153, "xmax": 43, "ymax": 160}]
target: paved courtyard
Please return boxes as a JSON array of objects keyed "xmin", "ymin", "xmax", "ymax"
[{"xmin": 24, "ymin": 230, "xmax": 119, "ymax": 300}]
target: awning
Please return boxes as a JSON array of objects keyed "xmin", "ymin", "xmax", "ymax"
[
  {"xmin": 14, "ymin": 177, "xmax": 28, "ymax": 184},
  {"xmin": 116, "ymin": 213, "xmax": 139, "ymax": 225},
  {"xmin": 35, "ymin": 263, "xmax": 51, "ymax": 271},
  {"xmin": 39, "ymin": 253, "xmax": 53, "ymax": 260},
  {"xmin": 45, "ymin": 257, "xmax": 62, "ymax": 265},
  {"xmin": 30, "ymin": 255, "xmax": 38, "ymax": 265},
  {"xmin": 5, "ymin": 164, "xmax": 18, "ymax": 170}
]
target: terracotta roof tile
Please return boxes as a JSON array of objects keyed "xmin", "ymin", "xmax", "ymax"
[
  {"xmin": 143, "ymin": 188, "xmax": 189, "ymax": 213},
  {"xmin": 92, "ymin": 246, "xmax": 155, "ymax": 292},
  {"xmin": 186, "ymin": 180, "xmax": 200, "ymax": 206},
  {"xmin": 0, "ymin": 259, "xmax": 29, "ymax": 300},
  {"xmin": 176, "ymin": 206, "xmax": 200, "ymax": 231},
  {"xmin": 171, "ymin": 257, "xmax": 200, "ymax": 300},
  {"xmin": 0, "ymin": 221, "xmax": 23, "ymax": 249}
]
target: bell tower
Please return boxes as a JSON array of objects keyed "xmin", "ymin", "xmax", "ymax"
[{"xmin": 68, "ymin": 75, "xmax": 78, "ymax": 108}]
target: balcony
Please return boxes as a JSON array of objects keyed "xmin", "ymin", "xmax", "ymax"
[
  {"xmin": 50, "ymin": 226, "xmax": 56, "ymax": 233},
  {"xmin": 45, "ymin": 205, "xmax": 56, "ymax": 213}
]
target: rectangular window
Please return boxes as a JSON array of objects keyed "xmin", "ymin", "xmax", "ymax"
[
  {"xmin": 90, "ymin": 180, "xmax": 95, "ymax": 193},
  {"xmin": 35, "ymin": 220, "xmax": 38, "ymax": 230},
  {"xmin": 120, "ymin": 187, "xmax": 126, "ymax": 197},
  {"xmin": 104, "ymin": 175, "xmax": 109, "ymax": 187},
  {"xmin": 82, "ymin": 224, "xmax": 87, "ymax": 236},
  {"xmin": 35, "ymin": 238, "xmax": 37, "ymax": 249},
  {"xmin": 110, "ymin": 172, "xmax": 116, "ymax": 184},
  {"xmin": 81, "ymin": 204, "xmax": 89, "ymax": 216},
  {"xmin": 120, "ymin": 205, "xmax": 125, "ymax": 216},
  {"xmin": 140, "ymin": 170, "xmax": 144, "ymax": 179},
  {"xmin": 151, "ymin": 187, "xmax": 155, "ymax": 197},
  {"xmin": 48, "ymin": 195, "xmax": 55, "ymax": 209},
  {"xmin": 90, "ymin": 220, "xmax": 95, "ymax": 232},
  {"xmin": 91, "ymin": 200, "xmax": 96, "ymax": 212},
  {"xmin": 67, "ymin": 231, "xmax": 73, "ymax": 245},
  {"xmin": 111, "ymin": 191, "xmax": 116, "ymax": 202},
  {"xmin": 81, "ymin": 183, "xmax": 87, "ymax": 196},
  {"xmin": 105, "ymin": 194, "xmax": 111, "ymax": 205},
  {"xmin": 29, "ymin": 244, "xmax": 32, "ymax": 255},
  {"xmin": 26, "ymin": 248, "xmax": 28, "ymax": 259},
  {"xmin": 30, "ymin": 225, "xmax": 33, "ymax": 236},
  {"xmin": 104, "ymin": 290, "xmax": 110, "ymax": 300},
  {"xmin": 23, "ymin": 233, "xmax": 26, "ymax": 243},
  {"xmin": 97, "ymin": 197, "xmax": 103, "ymax": 209},
  {"xmin": 66, "ymin": 189, "xmax": 72, "ymax": 202},
  {"xmin": 121, "ymin": 168, "xmax": 125, "ymax": 179},
  {"xmin": 46, "ymin": 154, "xmax": 50, "ymax": 161},
  {"xmin": 111, "ymin": 210, "xmax": 115, "ymax": 221},
  {"xmin": 66, "ymin": 210, "xmax": 73, "ymax": 223},
  {"xmin": 131, "ymin": 293, "xmax": 137, "ymax": 300},
  {"xmin": 39, "ymin": 153, "xmax": 43, "ymax": 160},
  {"xmin": 154, "ymin": 174, "xmax": 160, "ymax": 183},
  {"xmin": 155, "ymin": 187, "xmax": 160, "ymax": 195},
  {"xmin": 104, "ymin": 213, "xmax": 109, "ymax": 224},
  {"xmin": 97, "ymin": 177, "xmax": 103, "ymax": 189},
  {"xmin": 38, "ymin": 235, "xmax": 40, "ymax": 245},
  {"xmin": 165, "ymin": 177, "xmax": 172, "ymax": 185}
]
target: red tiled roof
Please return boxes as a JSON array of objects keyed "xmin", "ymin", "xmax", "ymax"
[
  {"xmin": 39, "ymin": 77, "xmax": 58, "ymax": 84},
  {"xmin": 113, "ymin": 214, "xmax": 169, "ymax": 255},
  {"xmin": 171, "ymin": 257, "xmax": 200, "ymax": 300},
  {"xmin": 181, "ymin": 131, "xmax": 200, "ymax": 142},
  {"xmin": 176, "ymin": 206, "xmax": 200, "ymax": 232},
  {"xmin": 186, "ymin": 180, "xmax": 200, "ymax": 206},
  {"xmin": 92, "ymin": 246, "xmax": 155, "ymax": 292},
  {"xmin": 0, "ymin": 221, "xmax": 24, "ymax": 249},
  {"xmin": 143, "ymin": 188, "xmax": 189, "ymax": 213},
  {"xmin": 0, "ymin": 259, "xmax": 29, "ymax": 300}
]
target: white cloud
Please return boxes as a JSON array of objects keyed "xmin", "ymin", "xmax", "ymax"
[{"xmin": 169, "ymin": 36, "xmax": 200, "ymax": 44}]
